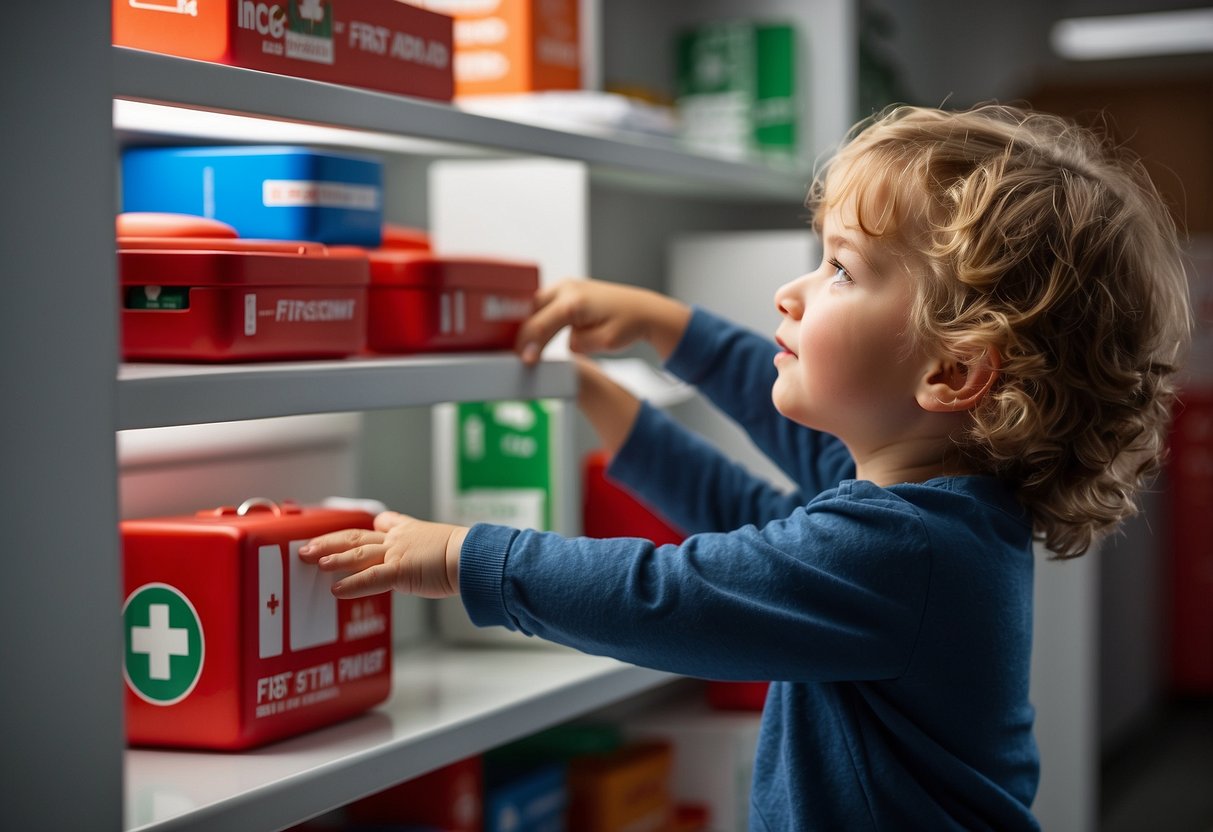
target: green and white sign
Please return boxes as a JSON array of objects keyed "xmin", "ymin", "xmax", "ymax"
[
  {"xmin": 434, "ymin": 400, "xmax": 560, "ymax": 532},
  {"xmin": 123, "ymin": 583, "xmax": 205, "ymax": 706}
]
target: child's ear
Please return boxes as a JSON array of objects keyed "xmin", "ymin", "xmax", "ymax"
[{"xmin": 916, "ymin": 346, "xmax": 1001, "ymax": 413}]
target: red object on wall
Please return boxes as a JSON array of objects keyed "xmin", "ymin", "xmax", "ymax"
[
  {"xmin": 583, "ymin": 451, "xmax": 768, "ymax": 709},
  {"xmin": 118, "ymin": 218, "xmax": 369, "ymax": 362},
  {"xmin": 582, "ymin": 450, "xmax": 684, "ymax": 545},
  {"xmin": 121, "ymin": 500, "xmax": 392, "ymax": 750},
  {"xmin": 113, "ymin": 0, "xmax": 454, "ymax": 102},
  {"xmin": 365, "ymin": 251, "xmax": 538, "ymax": 354},
  {"xmin": 1169, "ymin": 391, "xmax": 1213, "ymax": 692},
  {"xmin": 347, "ymin": 756, "xmax": 483, "ymax": 830},
  {"xmin": 706, "ymin": 680, "xmax": 770, "ymax": 711}
]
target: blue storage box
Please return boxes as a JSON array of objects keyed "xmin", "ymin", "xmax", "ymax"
[
  {"xmin": 484, "ymin": 763, "xmax": 567, "ymax": 832},
  {"xmin": 122, "ymin": 146, "xmax": 383, "ymax": 246}
]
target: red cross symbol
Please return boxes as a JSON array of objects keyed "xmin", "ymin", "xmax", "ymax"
[{"xmin": 266, "ymin": 594, "xmax": 280, "ymax": 615}]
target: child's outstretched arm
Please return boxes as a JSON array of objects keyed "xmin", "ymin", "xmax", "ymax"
[
  {"xmin": 298, "ymin": 511, "xmax": 466, "ymax": 599},
  {"xmin": 574, "ymin": 355, "xmax": 641, "ymax": 456},
  {"xmin": 515, "ymin": 278, "xmax": 691, "ymax": 365}
]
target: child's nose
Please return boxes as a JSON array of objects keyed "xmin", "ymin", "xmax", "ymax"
[{"xmin": 775, "ymin": 279, "xmax": 805, "ymax": 319}]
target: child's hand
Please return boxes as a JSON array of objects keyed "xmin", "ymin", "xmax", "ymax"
[
  {"xmin": 516, "ymin": 278, "xmax": 691, "ymax": 364},
  {"xmin": 298, "ymin": 511, "xmax": 467, "ymax": 599}
]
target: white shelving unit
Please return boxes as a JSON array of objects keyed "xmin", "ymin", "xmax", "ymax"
[
  {"xmin": 126, "ymin": 648, "xmax": 673, "ymax": 832},
  {"xmin": 118, "ymin": 355, "xmax": 575, "ymax": 430},
  {"xmin": 113, "ymin": 47, "xmax": 810, "ymax": 202},
  {"xmin": 4, "ymin": 4, "xmax": 852, "ymax": 831}
]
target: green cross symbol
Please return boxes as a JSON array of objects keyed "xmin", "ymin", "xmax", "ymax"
[{"xmin": 123, "ymin": 583, "xmax": 205, "ymax": 706}]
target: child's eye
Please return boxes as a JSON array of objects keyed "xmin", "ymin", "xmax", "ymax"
[{"xmin": 828, "ymin": 258, "xmax": 853, "ymax": 284}]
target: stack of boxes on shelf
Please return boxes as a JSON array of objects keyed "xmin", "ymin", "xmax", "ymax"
[
  {"xmin": 292, "ymin": 705, "xmax": 764, "ymax": 832},
  {"xmin": 119, "ymin": 146, "xmax": 540, "ymax": 362},
  {"xmin": 115, "ymin": 140, "xmax": 542, "ymax": 748},
  {"xmin": 114, "ymin": 1, "xmax": 801, "ymax": 158}
]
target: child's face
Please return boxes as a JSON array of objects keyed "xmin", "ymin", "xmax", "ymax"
[{"xmin": 772, "ymin": 203, "xmax": 930, "ymax": 447}]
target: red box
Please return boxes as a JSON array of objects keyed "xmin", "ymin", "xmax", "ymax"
[
  {"xmin": 347, "ymin": 756, "xmax": 483, "ymax": 829},
  {"xmin": 113, "ymin": 0, "xmax": 454, "ymax": 102},
  {"xmin": 121, "ymin": 499, "xmax": 392, "ymax": 750},
  {"xmin": 706, "ymin": 680, "xmax": 769, "ymax": 711},
  {"xmin": 1169, "ymin": 391, "xmax": 1213, "ymax": 692},
  {"xmin": 583, "ymin": 450, "xmax": 684, "ymax": 545},
  {"xmin": 119, "ymin": 220, "xmax": 370, "ymax": 362},
  {"xmin": 365, "ymin": 251, "xmax": 538, "ymax": 353}
]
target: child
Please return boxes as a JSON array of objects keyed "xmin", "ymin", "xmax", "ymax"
[{"xmin": 299, "ymin": 104, "xmax": 1191, "ymax": 830}]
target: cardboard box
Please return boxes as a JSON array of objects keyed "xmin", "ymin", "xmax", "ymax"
[
  {"xmin": 118, "ymin": 216, "xmax": 369, "ymax": 362},
  {"xmin": 121, "ymin": 499, "xmax": 392, "ymax": 749},
  {"xmin": 408, "ymin": 0, "xmax": 579, "ymax": 95},
  {"xmin": 114, "ymin": 0, "xmax": 453, "ymax": 101}
]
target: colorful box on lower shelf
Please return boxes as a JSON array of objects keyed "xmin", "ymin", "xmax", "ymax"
[
  {"xmin": 113, "ymin": 0, "xmax": 453, "ymax": 103},
  {"xmin": 484, "ymin": 762, "xmax": 567, "ymax": 832},
  {"xmin": 566, "ymin": 742, "xmax": 673, "ymax": 832},
  {"xmin": 366, "ymin": 250, "xmax": 538, "ymax": 353},
  {"xmin": 118, "ymin": 212, "xmax": 369, "ymax": 362},
  {"xmin": 122, "ymin": 146, "xmax": 385, "ymax": 245},
  {"xmin": 625, "ymin": 704, "xmax": 762, "ymax": 832},
  {"xmin": 121, "ymin": 499, "xmax": 392, "ymax": 750}
]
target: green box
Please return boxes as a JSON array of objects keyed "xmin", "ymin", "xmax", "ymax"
[
  {"xmin": 676, "ymin": 21, "xmax": 798, "ymax": 162},
  {"xmin": 448, "ymin": 399, "xmax": 560, "ymax": 532}
]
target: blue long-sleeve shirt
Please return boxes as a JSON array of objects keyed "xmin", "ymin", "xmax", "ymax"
[{"xmin": 460, "ymin": 308, "xmax": 1040, "ymax": 830}]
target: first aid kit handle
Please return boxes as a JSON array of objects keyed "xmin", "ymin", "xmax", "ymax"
[{"xmin": 237, "ymin": 497, "xmax": 284, "ymax": 516}]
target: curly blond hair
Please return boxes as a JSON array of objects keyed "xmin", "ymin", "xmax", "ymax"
[{"xmin": 807, "ymin": 104, "xmax": 1192, "ymax": 558}]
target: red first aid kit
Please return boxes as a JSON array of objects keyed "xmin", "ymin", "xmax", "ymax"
[
  {"xmin": 119, "ymin": 212, "xmax": 369, "ymax": 361},
  {"xmin": 365, "ymin": 250, "xmax": 538, "ymax": 353},
  {"xmin": 114, "ymin": 0, "xmax": 453, "ymax": 102},
  {"xmin": 121, "ymin": 499, "xmax": 392, "ymax": 750}
]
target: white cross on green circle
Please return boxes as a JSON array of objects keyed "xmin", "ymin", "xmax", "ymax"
[{"xmin": 123, "ymin": 583, "xmax": 205, "ymax": 706}]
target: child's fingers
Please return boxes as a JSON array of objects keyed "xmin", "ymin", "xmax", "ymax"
[
  {"xmin": 374, "ymin": 510, "xmax": 412, "ymax": 532},
  {"xmin": 531, "ymin": 281, "xmax": 562, "ymax": 310},
  {"xmin": 314, "ymin": 543, "xmax": 387, "ymax": 573},
  {"xmin": 332, "ymin": 562, "xmax": 397, "ymax": 599},
  {"xmin": 297, "ymin": 528, "xmax": 384, "ymax": 561},
  {"xmin": 515, "ymin": 280, "xmax": 595, "ymax": 363},
  {"xmin": 515, "ymin": 299, "xmax": 574, "ymax": 363}
]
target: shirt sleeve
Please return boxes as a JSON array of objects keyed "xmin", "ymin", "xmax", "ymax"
[
  {"xmin": 606, "ymin": 402, "xmax": 807, "ymax": 534},
  {"xmin": 664, "ymin": 306, "xmax": 855, "ymax": 495},
  {"xmin": 460, "ymin": 482, "xmax": 933, "ymax": 683}
]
